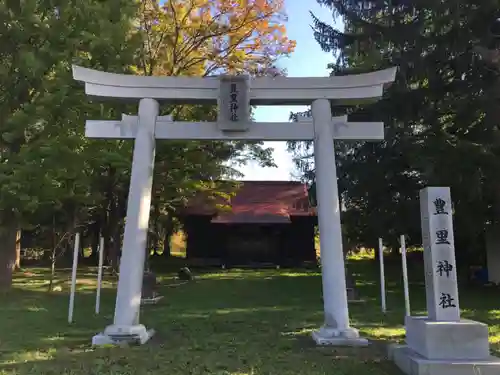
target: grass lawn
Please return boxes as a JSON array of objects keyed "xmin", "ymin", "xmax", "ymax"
[{"xmin": 0, "ymin": 255, "xmax": 499, "ymax": 375}]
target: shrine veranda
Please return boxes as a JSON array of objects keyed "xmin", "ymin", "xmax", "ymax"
[{"xmin": 72, "ymin": 66, "xmax": 500, "ymax": 374}]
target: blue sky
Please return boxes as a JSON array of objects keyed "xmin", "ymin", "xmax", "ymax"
[{"xmin": 238, "ymin": 1, "xmax": 342, "ymax": 181}]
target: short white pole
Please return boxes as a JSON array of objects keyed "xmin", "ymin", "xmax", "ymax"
[
  {"xmin": 68, "ymin": 232, "xmax": 80, "ymax": 324},
  {"xmin": 400, "ymin": 234, "xmax": 411, "ymax": 316},
  {"xmin": 378, "ymin": 238, "xmax": 387, "ymax": 313},
  {"xmin": 95, "ymin": 236, "xmax": 104, "ymax": 315}
]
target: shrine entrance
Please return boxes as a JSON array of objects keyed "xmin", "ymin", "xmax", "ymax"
[
  {"xmin": 72, "ymin": 65, "xmax": 396, "ymax": 346},
  {"xmin": 224, "ymin": 224, "xmax": 279, "ymax": 264}
]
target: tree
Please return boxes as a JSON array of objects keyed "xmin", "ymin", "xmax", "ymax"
[
  {"xmin": 290, "ymin": 0, "xmax": 500, "ymax": 262},
  {"xmin": 136, "ymin": 0, "xmax": 295, "ymax": 76},
  {"xmin": 0, "ymin": 0, "xmax": 140, "ymax": 288},
  {"xmin": 1, "ymin": 0, "xmax": 297, "ymax": 283},
  {"xmin": 131, "ymin": 0, "xmax": 295, "ymax": 264}
]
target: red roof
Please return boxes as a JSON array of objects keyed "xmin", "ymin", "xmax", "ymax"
[{"xmin": 183, "ymin": 181, "xmax": 315, "ymax": 223}]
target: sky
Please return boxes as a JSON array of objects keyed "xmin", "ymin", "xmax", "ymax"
[{"xmin": 237, "ymin": 1, "xmax": 342, "ymax": 181}]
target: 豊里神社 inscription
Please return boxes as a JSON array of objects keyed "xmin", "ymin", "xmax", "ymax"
[
  {"xmin": 419, "ymin": 187, "xmax": 460, "ymax": 322},
  {"xmin": 217, "ymin": 75, "xmax": 250, "ymax": 131},
  {"xmin": 229, "ymin": 83, "xmax": 239, "ymax": 121}
]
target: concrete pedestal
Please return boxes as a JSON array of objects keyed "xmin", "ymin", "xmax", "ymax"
[
  {"xmin": 389, "ymin": 316, "xmax": 500, "ymax": 375},
  {"xmin": 92, "ymin": 324, "xmax": 155, "ymax": 346},
  {"xmin": 405, "ymin": 316, "xmax": 490, "ymax": 360},
  {"xmin": 311, "ymin": 326, "xmax": 369, "ymax": 346},
  {"xmin": 389, "ymin": 344, "xmax": 500, "ymax": 375}
]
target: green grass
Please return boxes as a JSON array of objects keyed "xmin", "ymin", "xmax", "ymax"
[{"xmin": 0, "ymin": 256, "xmax": 499, "ymax": 374}]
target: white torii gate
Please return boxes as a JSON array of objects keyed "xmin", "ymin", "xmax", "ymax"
[{"xmin": 73, "ymin": 66, "xmax": 397, "ymax": 346}]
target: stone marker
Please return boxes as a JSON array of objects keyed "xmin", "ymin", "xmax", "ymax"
[
  {"xmin": 345, "ymin": 269, "xmax": 360, "ymax": 301},
  {"xmin": 420, "ymin": 187, "xmax": 460, "ymax": 322},
  {"xmin": 141, "ymin": 271, "xmax": 163, "ymax": 305},
  {"xmin": 389, "ymin": 187, "xmax": 500, "ymax": 375}
]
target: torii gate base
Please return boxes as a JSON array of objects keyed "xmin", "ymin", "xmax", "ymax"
[{"xmin": 73, "ymin": 65, "xmax": 397, "ymax": 347}]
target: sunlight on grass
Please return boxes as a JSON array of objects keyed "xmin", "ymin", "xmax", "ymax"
[
  {"xmin": 1, "ymin": 261, "xmax": 499, "ymax": 374},
  {"xmin": 176, "ymin": 312, "xmax": 211, "ymax": 319},
  {"xmin": 348, "ymin": 250, "xmax": 376, "ymax": 261},
  {"xmin": 281, "ymin": 327, "xmax": 315, "ymax": 337},
  {"xmin": 279, "ymin": 271, "xmax": 320, "ymax": 277},
  {"xmin": 489, "ymin": 324, "xmax": 500, "ymax": 345},
  {"xmin": 215, "ymin": 306, "xmax": 293, "ymax": 315},
  {"xmin": 3, "ymin": 348, "xmax": 57, "ymax": 365},
  {"xmin": 25, "ymin": 306, "xmax": 47, "ymax": 312},
  {"xmin": 362, "ymin": 326, "xmax": 405, "ymax": 340},
  {"xmin": 200, "ymin": 269, "xmax": 318, "ymax": 280},
  {"xmin": 200, "ymin": 271, "xmax": 269, "ymax": 279},
  {"xmin": 41, "ymin": 336, "xmax": 66, "ymax": 342},
  {"xmin": 488, "ymin": 309, "xmax": 500, "ymax": 320}
]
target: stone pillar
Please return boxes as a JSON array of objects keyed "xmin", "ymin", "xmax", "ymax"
[
  {"xmin": 311, "ymin": 99, "xmax": 367, "ymax": 346},
  {"xmin": 92, "ymin": 98, "xmax": 159, "ymax": 345},
  {"xmin": 389, "ymin": 187, "xmax": 500, "ymax": 374},
  {"xmin": 420, "ymin": 187, "xmax": 460, "ymax": 321}
]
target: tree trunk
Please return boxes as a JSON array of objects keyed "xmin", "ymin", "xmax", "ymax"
[
  {"xmin": 106, "ymin": 198, "xmax": 122, "ymax": 272},
  {"xmin": 152, "ymin": 233, "xmax": 161, "ymax": 256},
  {"xmin": 108, "ymin": 223, "xmax": 122, "ymax": 273},
  {"xmin": 48, "ymin": 249, "xmax": 56, "ymax": 292},
  {"xmin": 0, "ymin": 222, "xmax": 19, "ymax": 290},
  {"xmin": 14, "ymin": 229, "xmax": 21, "ymax": 270},
  {"xmin": 89, "ymin": 221, "xmax": 100, "ymax": 262},
  {"xmin": 150, "ymin": 203, "xmax": 161, "ymax": 256},
  {"xmin": 48, "ymin": 215, "xmax": 57, "ymax": 292},
  {"xmin": 163, "ymin": 231, "xmax": 171, "ymax": 257},
  {"xmin": 162, "ymin": 216, "xmax": 175, "ymax": 257},
  {"xmin": 372, "ymin": 239, "xmax": 380, "ymax": 262}
]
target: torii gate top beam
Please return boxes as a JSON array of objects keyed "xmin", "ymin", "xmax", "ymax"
[{"xmin": 72, "ymin": 65, "xmax": 397, "ymax": 106}]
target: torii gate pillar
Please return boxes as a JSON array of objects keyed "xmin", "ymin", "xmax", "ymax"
[
  {"xmin": 311, "ymin": 99, "xmax": 365, "ymax": 344},
  {"xmin": 96, "ymin": 99, "xmax": 159, "ymax": 344}
]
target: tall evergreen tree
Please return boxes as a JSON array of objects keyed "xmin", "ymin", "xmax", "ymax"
[{"xmin": 290, "ymin": 0, "xmax": 500, "ymax": 261}]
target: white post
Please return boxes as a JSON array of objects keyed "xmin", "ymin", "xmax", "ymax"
[
  {"xmin": 378, "ymin": 238, "xmax": 387, "ymax": 313},
  {"xmin": 105, "ymin": 98, "xmax": 159, "ymax": 338},
  {"xmin": 95, "ymin": 236, "xmax": 104, "ymax": 315},
  {"xmin": 401, "ymin": 234, "xmax": 411, "ymax": 316},
  {"xmin": 311, "ymin": 99, "xmax": 365, "ymax": 345},
  {"xmin": 68, "ymin": 232, "xmax": 80, "ymax": 324}
]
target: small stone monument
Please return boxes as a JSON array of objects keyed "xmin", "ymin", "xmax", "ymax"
[
  {"xmin": 177, "ymin": 267, "xmax": 193, "ymax": 281},
  {"xmin": 389, "ymin": 187, "xmax": 500, "ymax": 375},
  {"xmin": 320, "ymin": 268, "xmax": 360, "ymax": 303},
  {"xmin": 345, "ymin": 269, "xmax": 359, "ymax": 301},
  {"xmin": 141, "ymin": 271, "xmax": 162, "ymax": 305}
]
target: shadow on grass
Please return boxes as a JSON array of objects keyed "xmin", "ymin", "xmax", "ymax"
[
  {"xmin": 1, "ymin": 269, "xmax": 405, "ymax": 375},
  {"xmin": 1, "ymin": 260, "xmax": 499, "ymax": 374},
  {"xmin": 0, "ymin": 298, "xmax": 402, "ymax": 375},
  {"xmin": 0, "ymin": 287, "xmax": 117, "ymax": 365}
]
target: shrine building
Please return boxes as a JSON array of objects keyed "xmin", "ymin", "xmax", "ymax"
[{"xmin": 179, "ymin": 181, "xmax": 317, "ymax": 266}]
